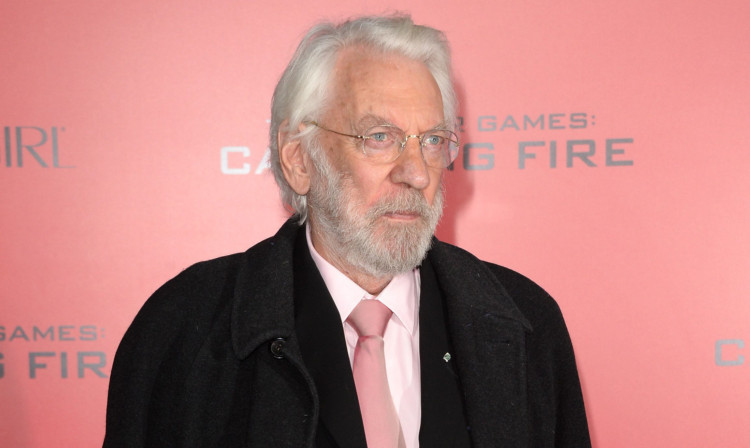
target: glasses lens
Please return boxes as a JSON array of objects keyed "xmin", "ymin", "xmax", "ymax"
[
  {"xmin": 361, "ymin": 126, "xmax": 459, "ymax": 167},
  {"xmin": 422, "ymin": 130, "xmax": 459, "ymax": 167},
  {"xmin": 362, "ymin": 126, "xmax": 403, "ymax": 162}
]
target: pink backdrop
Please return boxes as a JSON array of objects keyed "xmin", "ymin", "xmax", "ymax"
[{"xmin": 2, "ymin": 1, "xmax": 749, "ymax": 446}]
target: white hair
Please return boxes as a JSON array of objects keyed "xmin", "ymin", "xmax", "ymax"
[{"xmin": 268, "ymin": 14, "xmax": 457, "ymax": 223}]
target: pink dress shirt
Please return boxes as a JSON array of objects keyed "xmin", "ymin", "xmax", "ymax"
[{"xmin": 306, "ymin": 225, "xmax": 422, "ymax": 448}]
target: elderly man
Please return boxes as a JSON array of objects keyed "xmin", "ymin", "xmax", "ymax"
[{"xmin": 104, "ymin": 15, "xmax": 590, "ymax": 448}]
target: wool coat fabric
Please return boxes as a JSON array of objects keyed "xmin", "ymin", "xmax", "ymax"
[{"xmin": 103, "ymin": 220, "xmax": 591, "ymax": 447}]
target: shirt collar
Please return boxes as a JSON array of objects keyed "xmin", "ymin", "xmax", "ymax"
[{"xmin": 305, "ymin": 223, "xmax": 419, "ymax": 335}]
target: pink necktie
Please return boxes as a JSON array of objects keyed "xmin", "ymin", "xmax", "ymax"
[{"xmin": 347, "ymin": 299, "xmax": 404, "ymax": 448}]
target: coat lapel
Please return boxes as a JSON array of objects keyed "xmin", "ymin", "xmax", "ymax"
[
  {"xmin": 230, "ymin": 221, "xmax": 367, "ymax": 448},
  {"xmin": 428, "ymin": 241, "xmax": 533, "ymax": 448},
  {"xmin": 292, "ymin": 230, "xmax": 368, "ymax": 448},
  {"xmin": 419, "ymin": 258, "xmax": 472, "ymax": 447}
]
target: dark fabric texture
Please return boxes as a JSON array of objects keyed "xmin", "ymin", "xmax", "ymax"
[{"xmin": 103, "ymin": 219, "xmax": 591, "ymax": 448}]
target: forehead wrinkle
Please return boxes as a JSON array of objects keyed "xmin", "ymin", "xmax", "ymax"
[
  {"xmin": 354, "ymin": 114, "xmax": 448, "ymax": 135},
  {"xmin": 330, "ymin": 47, "xmax": 444, "ymax": 134}
]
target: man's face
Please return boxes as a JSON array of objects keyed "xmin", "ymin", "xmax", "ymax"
[{"xmin": 307, "ymin": 47, "xmax": 446, "ymax": 279}]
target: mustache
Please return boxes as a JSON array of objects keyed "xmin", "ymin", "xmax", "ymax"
[{"xmin": 366, "ymin": 190, "xmax": 433, "ymax": 218}]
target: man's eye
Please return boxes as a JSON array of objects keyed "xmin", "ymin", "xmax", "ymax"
[
  {"xmin": 424, "ymin": 134, "xmax": 444, "ymax": 146},
  {"xmin": 369, "ymin": 132, "xmax": 390, "ymax": 142}
]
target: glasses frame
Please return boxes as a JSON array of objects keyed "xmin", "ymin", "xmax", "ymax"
[{"xmin": 306, "ymin": 120, "xmax": 460, "ymax": 168}]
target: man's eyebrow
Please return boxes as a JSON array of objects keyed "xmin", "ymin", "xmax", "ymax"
[
  {"xmin": 354, "ymin": 114, "xmax": 394, "ymax": 129},
  {"xmin": 355, "ymin": 115, "xmax": 450, "ymax": 131}
]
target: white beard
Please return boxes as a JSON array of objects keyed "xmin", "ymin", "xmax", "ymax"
[{"xmin": 306, "ymin": 142, "xmax": 443, "ymax": 278}]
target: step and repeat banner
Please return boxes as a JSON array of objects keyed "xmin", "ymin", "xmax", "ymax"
[{"xmin": 1, "ymin": 1, "xmax": 748, "ymax": 446}]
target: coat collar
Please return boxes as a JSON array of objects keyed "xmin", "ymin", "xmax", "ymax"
[
  {"xmin": 229, "ymin": 221, "xmax": 535, "ymax": 447},
  {"xmin": 229, "ymin": 222, "xmax": 533, "ymax": 352},
  {"xmin": 230, "ymin": 222, "xmax": 533, "ymax": 355},
  {"xmin": 428, "ymin": 239, "xmax": 532, "ymax": 331}
]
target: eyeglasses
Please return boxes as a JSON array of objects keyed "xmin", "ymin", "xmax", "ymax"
[{"xmin": 307, "ymin": 121, "xmax": 460, "ymax": 168}]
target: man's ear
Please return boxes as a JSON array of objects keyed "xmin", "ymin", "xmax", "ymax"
[{"xmin": 278, "ymin": 121, "xmax": 311, "ymax": 196}]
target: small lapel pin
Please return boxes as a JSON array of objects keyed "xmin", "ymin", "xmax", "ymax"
[{"xmin": 442, "ymin": 352, "xmax": 451, "ymax": 362}]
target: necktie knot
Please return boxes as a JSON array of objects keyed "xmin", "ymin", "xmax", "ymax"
[{"xmin": 347, "ymin": 299, "xmax": 392, "ymax": 338}]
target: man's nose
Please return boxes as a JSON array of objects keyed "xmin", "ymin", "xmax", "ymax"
[{"xmin": 390, "ymin": 136, "xmax": 431, "ymax": 190}]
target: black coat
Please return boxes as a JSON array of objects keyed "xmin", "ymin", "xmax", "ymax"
[{"xmin": 104, "ymin": 220, "xmax": 590, "ymax": 447}]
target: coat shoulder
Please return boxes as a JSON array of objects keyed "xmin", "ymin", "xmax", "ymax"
[
  {"xmin": 429, "ymin": 239, "xmax": 564, "ymax": 329},
  {"xmin": 104, "ymin": 223, "xmax": 301, "ymax": 447},
  {"xmin": 482, "ymin": 262, "xmax": 566, "ymax": 328},
  {"xmin": 131, "ymin": 222, "xmax": 297, "ymax": 330},
  {"xmin": 428, "ymin": 240, "xmax": 591, "ymax": 446}
]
